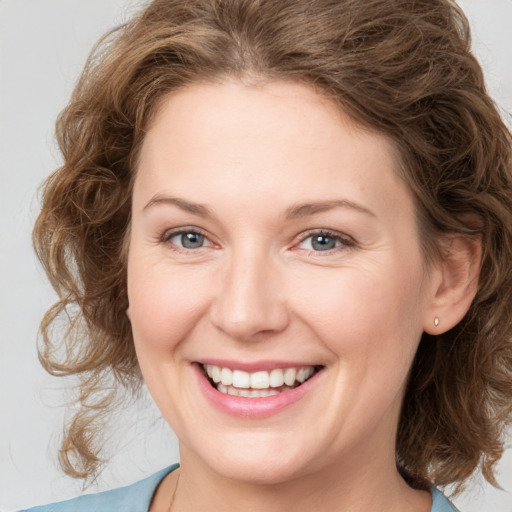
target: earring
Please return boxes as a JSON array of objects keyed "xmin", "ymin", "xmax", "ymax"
[{"xmin": 434, "ymin": 317, "xmax": 439, "ymax": 327}]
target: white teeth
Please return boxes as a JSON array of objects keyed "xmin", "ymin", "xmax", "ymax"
[
  {"xmin": 297, "ymin": 367, "xmax": 314, "ymax": 383},
  {"xmin": 215, "ymin": 385, "xmax": 291, "ymax": 397},
  {"xmin": 211, "ymin": 365, "xmax": 221, "ymax": 383},
  {"xmin": 284, "ymin": 368, "xmax": 297, "ymax": 386},
  {"xmin": 203, "ymin": 364, "xmax": 317, "ymax": 395},
  {"xmin": 250, "ymin": 371, "xmax": 270, "ymax": 389},
  {"xmin": 232, "ymin": 370, "xmax": 251, "ymax": 389},
  {"xmin": 205, "ymin": 365, "xmax": 220, "ymax": 382},
  {"xmin": 221, "ymin": 367, "xmax": 233, "ymax": 386},
  {"xmin": 269, "ymin": 369, "xmax": 284, "ymax": 388},
  {"xmin": 264, "ymin": 388, "xmax": 282, "ymax": 397}
]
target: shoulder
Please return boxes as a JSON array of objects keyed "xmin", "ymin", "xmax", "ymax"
[
  {"xmin": 19, "ymin": 464, "xmax": 179, "ymax": 512},
  {"xmin": 431, "ymin": 487, "xmax": 460, "ymax": 512}
]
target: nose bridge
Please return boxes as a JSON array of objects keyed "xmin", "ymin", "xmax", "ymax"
[{"xmin": 211, "ymin": 243, "xmax": 288, "ymax": 340}]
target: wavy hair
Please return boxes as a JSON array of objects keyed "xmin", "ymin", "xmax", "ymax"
[{"xmin": 33, "ymin": 0, "xmax": 512, "ymax": 491}]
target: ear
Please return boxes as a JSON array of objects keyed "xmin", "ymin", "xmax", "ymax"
[{"xmin": 423, "ymin": 235, "xmax": 481, "ymax": 334}]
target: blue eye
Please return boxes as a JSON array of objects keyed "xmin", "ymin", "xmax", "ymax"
[
  {"xmin": 168, "ymin": 231, "xmax": 207, "ymax": 249},
  {"xmin": 298, "ymin": 231, "xmax": 351, "ymax": 252},
  {"xmin": 310, "ymin": 234, "xmax": 338, "ymax": 251}
]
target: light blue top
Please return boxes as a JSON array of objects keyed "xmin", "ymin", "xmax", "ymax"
[
  {"xmin": 19, "ymin": 465, "xmax": 178, "ymax": 512},
  {"xmin": 20, "ymin": 464, "xmax": 459, "ymax": 512}
]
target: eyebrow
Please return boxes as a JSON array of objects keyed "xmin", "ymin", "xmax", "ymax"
[
  {"xmin": 284, "ymin": 199, "xmax": 375, "ymax": 219},
  {"xmin": 143, "ymin": 195, "xmax": 375, "ymax": 219},
  {"xmin": 143, "ymin": 195, "xmax": 212, "ymax": 217}
]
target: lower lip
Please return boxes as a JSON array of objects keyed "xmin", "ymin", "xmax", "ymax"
[{"xmin": 193, "ymin": 364, "xmax": 321, "ymax": 418}]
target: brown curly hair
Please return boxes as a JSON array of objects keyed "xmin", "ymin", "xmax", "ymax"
[{"xmin": 33, "ymin": 0, "xmax": 512, "ymax": 491}]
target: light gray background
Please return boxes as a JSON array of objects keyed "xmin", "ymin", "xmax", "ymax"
[{"xmin": 1, "ymin": 1, "xmax": 511, "ymax": 510}]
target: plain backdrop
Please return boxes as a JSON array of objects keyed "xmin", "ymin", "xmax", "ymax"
[{"xmin": 1, "ymin": 1, "xmax": 511, "ymax": 510}]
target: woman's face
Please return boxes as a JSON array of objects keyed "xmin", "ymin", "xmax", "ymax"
[{"xmin": 127, "ymin": 80, "xmax": 437, "ymax": 484}]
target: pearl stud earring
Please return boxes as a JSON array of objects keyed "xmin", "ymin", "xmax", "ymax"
[{"xmin": 434, "ymin": 317, "xmax": 440, "ymax": 327}]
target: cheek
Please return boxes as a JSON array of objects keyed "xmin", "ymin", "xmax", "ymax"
[
  {"xmin": 290, "ymin": 259, "xmax": 426, "ymax": 362},
  {"xmin": 127, "ymin": 255, "xmax": 212, "ymax": 354}
]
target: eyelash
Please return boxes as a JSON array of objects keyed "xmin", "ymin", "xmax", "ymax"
[{"xmin": 160, "ymin": 228, "xmax": 356, "ymax": 255}]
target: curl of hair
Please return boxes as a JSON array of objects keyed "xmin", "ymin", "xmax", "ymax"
[{"xmin": 33, "ymin": 0, "xmax": 512, "ymax": 490}]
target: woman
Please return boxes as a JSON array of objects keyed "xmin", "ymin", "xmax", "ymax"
[{"xmin": 21, "ymin": 0, "xmax": 512, "ymax": 510}]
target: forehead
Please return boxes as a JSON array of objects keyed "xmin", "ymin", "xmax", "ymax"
[
  {"xmin": 141, "ymin": 79, "xmax": 382, "ymax": 161},
  {"xmin": 134, "ymin": 79, "xmax": 413, "ymax": 225}
]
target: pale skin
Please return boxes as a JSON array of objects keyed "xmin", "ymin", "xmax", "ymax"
[{"xmin": 126, "ymin": 79, "xmax": 480, "ymax": 511}]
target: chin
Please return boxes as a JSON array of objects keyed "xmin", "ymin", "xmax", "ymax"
[
  {"xmin": 211, "ymin": 454, "xmax": 308, "ymax": 485},
  {"xmin": 185, "ymin": 432, "xmax": 315, "ymax": 485}
]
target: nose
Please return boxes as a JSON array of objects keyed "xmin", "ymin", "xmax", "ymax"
[{"xmin": 209, "ymin": 249, "xmax": 290, "ymax": 341}]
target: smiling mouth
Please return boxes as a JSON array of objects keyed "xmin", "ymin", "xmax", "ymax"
[{"xmin": 200, "ymin": 364, "xmax": 323, "ymax": 398}]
